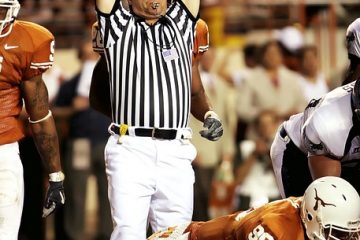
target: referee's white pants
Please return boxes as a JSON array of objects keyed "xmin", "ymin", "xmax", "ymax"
[
  {"xmin": 0, "ymin": 142, "xmax": 24, "ymax": 240},
  {"xmin": 104, "ymin": 135, "xmax": 197, "ymax": 240}
]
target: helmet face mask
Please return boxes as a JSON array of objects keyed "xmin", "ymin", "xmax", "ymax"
[
  {"xmin": 0, "ymin": 0, "xmax": 20, "ymax": 38},
  {"xmin": 323, "ymin": 225, "xmax": 359, "ymax": 240},
  {"xmin": 300, "ymin": 177, "xmax": 360, "ymax": 240}
]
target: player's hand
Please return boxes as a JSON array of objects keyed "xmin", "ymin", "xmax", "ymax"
[
  {"xmin": 42, "ymin": 179, "xmax": 65, "ymax": 218},
  {"xmin": 199, "ymin": 111, "xmax": 223, "ymax": 141}
]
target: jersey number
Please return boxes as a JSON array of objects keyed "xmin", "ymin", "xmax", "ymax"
[
  {"xmin": 49, "ymin": 40, "xmax": 55, "ymax": 62},
  {"xmin": 248, "ymin": 225, "xmax": 274, "ymax": 240}
]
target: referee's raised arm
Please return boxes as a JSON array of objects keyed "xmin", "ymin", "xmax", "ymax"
[
  {"xmin": 181, "ymin": 0, "xmax": 200, "ymax": 17},
  {"xmin": 96, "ymin": 0, "xmax": 117, "ymax": 13}
]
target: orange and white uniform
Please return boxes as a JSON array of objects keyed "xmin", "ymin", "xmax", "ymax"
[
  {"xmin": 0, "ymin": 20, "xmax": 54, "ymax": 145},
  {"xmin": 192, "ymin": 18, "xmax": 209, "ymax": 64},
  {"xmin": 0, "ymin": 20, "xmax": 54, "ymax": 239},
  {"xmin": 186, "ymin": 197, "xmax": 305, "ymax": 240},
  {"xmin": 149, "ymin": 197, "xmax": 306, "ymax": 240}
]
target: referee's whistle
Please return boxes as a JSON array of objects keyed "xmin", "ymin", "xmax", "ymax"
[{"xmin": 152, "ymin": 2, "xmax": 160, "ymax": 9}]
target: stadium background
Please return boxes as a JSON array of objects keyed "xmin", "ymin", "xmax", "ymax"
[{"xmin": 15, "ymin": 0, "xmax": 360, "ymax": 239}]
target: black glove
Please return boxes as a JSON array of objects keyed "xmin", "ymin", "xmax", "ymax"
[
  {"xmin": 199, "ymin": 111, "xmax": 223, "ymax": 141},
  {"xmin": 42, "ymin": 180, "xmax": 65, "ymax": 218}
]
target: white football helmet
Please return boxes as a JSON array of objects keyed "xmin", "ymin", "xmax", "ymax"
[
  {"xmin": 301, "ymin": 176, "xmax": 360, "ymax": 240},
  {"xmin": 0, "ymin": 0, "xmax": 20, "ymax": 37},
  {"xmin": 346, "ymin": 18, "xmax": 360, "ymax": 59}
]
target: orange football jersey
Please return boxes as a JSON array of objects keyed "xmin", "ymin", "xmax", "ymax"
[
  {"xmin": 192, "ymin": 18, "xmax": 209, "ymax": 63},
  {"xmin": 186, "ymin": 197, "xmax": 306, "ymax": 240},
  {"xmin": 0, "ymin": 20, "xmax": 54, "ymax": 145}
]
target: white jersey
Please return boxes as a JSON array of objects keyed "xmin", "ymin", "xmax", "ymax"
[{"xmin": 284, "ymin": 81, "xmax": 360, "ymax": 167}]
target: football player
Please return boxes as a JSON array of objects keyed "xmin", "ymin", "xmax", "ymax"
[
  {"xmin": 0, "ymin": 0, "xmax": 65, "ymax": 238},
  {"xmin": 148, "ymin": 176, "xmax": 360, "ymax": 240},
  {"xmin": 271, "ymin": 18, "xmax": 360, "ymax": 199}
]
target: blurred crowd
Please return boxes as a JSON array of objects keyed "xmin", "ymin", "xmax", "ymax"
[
  {"xmin": 189, "ymin": 26, "xmax": 335, "ymax": 222},
  {"xmin": 18, "ymin": 0, "xmax": 95, "ymax": 25},
  {"xmin": 13, "ymin": 1, "xmax": 355, "ymax": 240},
  {"xmin": 17, "ymin": 0, "xmax": 96, "ymax": 48}
]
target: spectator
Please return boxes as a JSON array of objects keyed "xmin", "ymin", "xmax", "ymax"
[
  {"xmin": 236, "ymin": 40, "xmax": 307, "ymax": 128},
  {"xmin": 217, "ymin": 43, "xmax": 259, "ymax": 170},
  {"xmin": 298, "ymin": 45, "xmax": 329, "ymax": 102},
  {"xmin": 270, "ymin": 18, "xmax": 360, "ymax": 198},
  {"xmin": 234, "ymin": 110, "xmax": 281, "ymax": 211},
  {"xmin": 52, "ymin": 37, "xmax": 112, "ymax": 240},
  {"xmin": 275, "ymin": 25, "xmax": 304, "ymax": 73},
  {"xmin": 0, "ymin": 0, "xmax": 65, "ymax": 239},
  {"xmin": 190, "ymin": 48, "xmax": 236, "ymax": 221},
  {"xmin": 218, "ymin": 43, "xmax": 259, "ymax": 88}
]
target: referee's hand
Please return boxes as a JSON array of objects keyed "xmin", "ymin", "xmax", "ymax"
[{"xmin": 200, "ymin": 111, "xmax": 223, "ymax": 141}]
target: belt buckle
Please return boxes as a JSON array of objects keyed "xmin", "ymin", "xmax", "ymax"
[{"xmin": 151, "ymin": 127, "xmax": 158, "ymax": 139}]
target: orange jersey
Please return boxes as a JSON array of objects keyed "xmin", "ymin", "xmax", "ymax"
[
  {"xmin": 0, "ymin": 20, "xmax": 54, "ymax": 145},
  {"xmin": 187, "ymin": 197, "xmax": 306, "ymax": 240},
  {"xmin": 192, "ymin": 18, "xmax": 209, "ymax": 63}
]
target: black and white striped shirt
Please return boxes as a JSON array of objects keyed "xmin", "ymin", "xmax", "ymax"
[{"xmin": 96, "ymin": 1, "xmax": 197, "ymax": 129}]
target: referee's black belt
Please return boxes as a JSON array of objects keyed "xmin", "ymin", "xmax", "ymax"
[
  {"xmin": 110, "ymin": 125, "xmax": 188, "ymax": 140},
  {"xmin": 279, "ymin": 125, "xmax": 288, "ymax": 139}
]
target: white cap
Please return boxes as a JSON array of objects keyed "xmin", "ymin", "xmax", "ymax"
[
  {"xmin": 346, "ymin": 18, "xmax": 360, "ymax": 59},
  {"xmin": 274, "ymin": 26, "xmax": 304, "ymax": 53}
]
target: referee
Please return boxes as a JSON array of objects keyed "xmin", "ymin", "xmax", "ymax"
[{"xmin": 95, "ymin": 0, "xmax": 223, "ymax": 239}]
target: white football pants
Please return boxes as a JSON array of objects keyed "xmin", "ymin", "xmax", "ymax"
[
  {"xmin": 105, "ymin": 135, "xmax": 197, "ymax": 240},
  {"xmin": 0, "ymin": 142, "xmax": 24, "ymax": 240}
]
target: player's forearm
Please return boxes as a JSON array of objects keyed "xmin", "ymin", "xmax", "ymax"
[
  {"xmin": 186, "ymin": 214, "xmax": 237, "ymax": 240},
  {"xmin": 191, "ymin": 89, "xmax": 211, "ymax": 122},
  {"xmin": 30, "ymin": 118, "xmax": 62, "ymax": 173},
  {"xmin": 308, "ymin": 155, "xmax": 341, "ymax": 179}
]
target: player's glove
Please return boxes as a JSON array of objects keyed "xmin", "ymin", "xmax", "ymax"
[
  {"xmin": 42, "ymin": 171, "xmax": 65, "ymax": 218},
  {"xmin": 199, "ymin": 110, "xmax": 223, "ymax": 141}
]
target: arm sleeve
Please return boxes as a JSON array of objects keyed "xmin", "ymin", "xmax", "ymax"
[
  {"xmin": 167, "ymin": 0, "xmax": 198, "ymax": 28},
  {"xmin": 24, "ymin": 32, "xmax": 54, "ymax": 80},
  {"xmin": 192, "ymin": 19, "xmax": 209, "ymax": 63},
  {"xmin": 96, "ymin": 0, "xmax": 130, "ymax": 48},
  {"xmin": 302, "ymin": 118, "xmax": 333, "ymax": 157}
]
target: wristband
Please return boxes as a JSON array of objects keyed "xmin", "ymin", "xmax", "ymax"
[
  {"xmin": 49, "ymin": 171, "xmax": 65, "ymax": 182},
  {"xmin": 28, "ymin": 110, "xmax": 52, "ymax": 124},
  {"xmin": 204, "ymin": 110, "xmax": 219, "ymax": 120}
]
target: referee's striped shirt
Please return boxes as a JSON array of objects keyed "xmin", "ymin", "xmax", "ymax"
[{"xmin": 96, "ymin": 1, "xmax": 197, "ymax": 129}]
